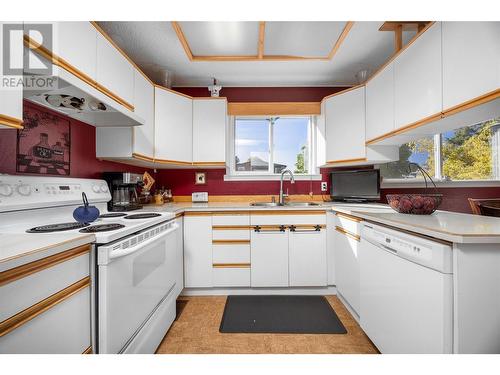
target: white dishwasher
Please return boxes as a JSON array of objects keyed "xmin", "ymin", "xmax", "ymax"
[{"xmin": 360, "ymin": 223, "xmax": 453, "ymax": 354}]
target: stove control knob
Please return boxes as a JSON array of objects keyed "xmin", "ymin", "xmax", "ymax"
[
  {"xmin": 100, "ymin": 184, "xmax": 108, "ymax": 193},
  {"xmin": 92, "ymin": 184, "xmax": 100, "ymax": 193},
  {"xmin": 17, "ymin": 184, "xmax": 31, "ymax": 196},
  {"xmin": 0, "ymin": 183, "xmax": 13, "ymax": 197}
]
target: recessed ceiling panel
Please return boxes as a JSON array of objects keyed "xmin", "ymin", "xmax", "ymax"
[
  {"xmin": 264, "ymin": 22, "xmax": 347, "ymax": 57},
  {"xmin": 179, "ymin": 21, "xmax": 260, "ymax": 56}
]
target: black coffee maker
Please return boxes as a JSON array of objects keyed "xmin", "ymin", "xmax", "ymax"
[{"xmin": 103, "ymin": 172, "xmax": 143, "ymax": 211}]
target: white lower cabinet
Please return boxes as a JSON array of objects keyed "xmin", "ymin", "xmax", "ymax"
[
  {"xmin": 0, "ymin": 244, "xmax": 92, "ymax": 354},
  {"xmin": 333, "ymin": 214, "xmax": 361, "ymax": 315},
  {"xmin": 183, "ymin": 214, "xmax": 212, "ymax": 288},
  {"xmin": 289, "ymin": 229, "xmax": 327, "ymax": 287},
  {"xmin": 251, "ymin": 228, "xmax": 289, "ymax": 287}
]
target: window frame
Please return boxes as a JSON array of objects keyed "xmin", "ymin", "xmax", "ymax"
[
  {"xmin": 225, "ymin": 115, "xmax": 321, "ymax": 181},
  {"xmin": 380, "ymin": 120, "xmax": 500, "ymax": 187}
]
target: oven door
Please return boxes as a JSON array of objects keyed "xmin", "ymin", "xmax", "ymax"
[{"xmin": 97, "ymin": 220, "xmax": 178, "ymax": 354}]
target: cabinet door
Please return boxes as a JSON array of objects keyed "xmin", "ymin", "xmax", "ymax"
[
  {"xmin": 251, "ymin": 229, "xmax": 289, "ymax": 287},
  {"xmin": 334, "ymin": 228, "xmax": 360, "ymax": 314},
  {"xmin": 183, "ymin": 215, "xmax": 212, "ymax": 288},
  {"xmin": 96, "ymin": 32, "xmax": 134, "ymax": 107},
  {"xmin": 366, "ymin": 62, "xmax": 395, "ymax": 141},
  {"xmin": 289, "ymin": 229, "xmax": 327, "ymax": 287},
  {"xmin": 394, "ymin": 22, "xmax": 442, "ymax": 128},
  {"xmin": 174, "ymin": 216, "xmax": 184, "ymax": 297},
  {"xmin": 0, "ymin": 21, "xmax": 23, "ymax": 127},
  {"xmin": 192, "ymin": 99, "xmax": 226, "ymax": 163},
  {"xmin": 133, "ymin": 70, "xmax": 154, "ymax": 157},
  {"xmin": 325, "ymin": 86, "xmax": 366, "ymax": 162},
  {"xmin": 55, "ymin": 22, "xmax": 97, "ymax": 80},
  {"xmin": 442, "ymin": 22, "xmax": 500, "ymax": 110},
  {"xmin": 154, "ymin": 87, "xmax": 193, "ymax": 163}
]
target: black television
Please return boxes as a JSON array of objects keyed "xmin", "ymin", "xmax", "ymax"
[{"xmin": 330, "ymin": 169, "xmax": 380, "ymax": 202}]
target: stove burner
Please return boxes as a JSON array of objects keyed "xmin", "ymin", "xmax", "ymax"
[
  {"xmin": 27, "ymin": 222, "xmax": 90, "ymax": 233},
  {"xmin": 79, "ymin": 224, "xmax": 126, "ymax": 233},
  {"xmin": 99, "ymin": 213, "xmax": 128, "ymax": 218},
  {"xmin": 123, "ymin": 213, "xmax": 161, "ymax": 220}
]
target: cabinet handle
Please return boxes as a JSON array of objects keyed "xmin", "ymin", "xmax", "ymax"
[
  {"xmin": 289, "ymin": 225, "xmax": 322, "ymax": 232},
  {"xmin": 254, "ymin": 225, "xmax": 286, "ymax": 232}
]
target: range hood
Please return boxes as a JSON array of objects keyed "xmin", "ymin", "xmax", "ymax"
[{"xmin": 23, "ymin": 65, "xmax": 144, "ymax": 127}]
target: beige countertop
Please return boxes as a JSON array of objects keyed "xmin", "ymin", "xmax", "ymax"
[
  {"xmin": 143, "ymin": 201, "xmax": 500, "ymax": 244},
  {"xmin": 0, "ymin": 232, "xmax": 95, "ymax": 269},
  {"xmin": 330, "ymin": 204, "xmax": 500, "ymax": 244}
]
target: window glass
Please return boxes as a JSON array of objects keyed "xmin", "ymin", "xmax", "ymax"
[
  {"xmin": 234, "ymin": 118, "xmax": 270, "ymax": 172},
  {"xmin": 233, "ymin": 116, "xmax": 311, "ymax": 174},
  {"xmin": 379, "ymin": 136, "xmax": 435, "ymax": 179},
  {"xmin": 442, "ymin": 120, "xmax": 498, "ymax": 180},
  {"xmin": 273, "ymin": 117, "xmax": 310, "ymax": 174}
]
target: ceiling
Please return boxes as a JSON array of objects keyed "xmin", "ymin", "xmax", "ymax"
[{"xmin": 96, "ymin": 21, "xmax": 416, "ymax": 87}]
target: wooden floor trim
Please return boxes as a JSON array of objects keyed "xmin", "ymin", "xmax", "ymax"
[
  {"xmin": 0, "ymin": 245, "xmax": 91, "ymax": 287},
  {"xmin": 0, "ymin": 277, "xmax": 90, "ymax": 337}
]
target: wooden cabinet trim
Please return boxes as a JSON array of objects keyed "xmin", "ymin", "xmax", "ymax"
[
  {"xmin": 82, "ymin": 345, "xmax": 93, "ymax": 354},
  {"xmin": 0, "ymin": 113, "xmax": 23, "ymax": 129},
  {"xmin": 24, "ymin": 35, "xmax": 134, "ymax": 112},
  {"xmin": 228, "ymin": 102, "xmax": 321, "ymax": 116},
  {"xmin": 335, "ymin": 226, "xmax": 360, "ymax": 242},
  {"xmin": 325, "ymin": 157, "xmax": 367, "ymax": 165},
  {"xmin": 212, "ymin": 263, "xmax": 251, "ymax": 268},
  {"xmin": 335, "ymin": 212, "xmax": 362, "ymax": 223},
  {"xmin": 0, "ymin": 244, "xmax": 91, "ymax": 287},
  {"xmin": 212, "ymin": 225, "xmax": 252, "ymax": 230},
  {"xmin": 0, "ymin": 276, "xmax": 90, "ymax": 337},
  {"xmin": 250, "ymin": 210, "xmax": 326, "ymax": 215}
]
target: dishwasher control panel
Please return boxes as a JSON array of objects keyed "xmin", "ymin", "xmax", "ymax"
[{"xmin": 362, "ymin": 223, "xmax": 453, "ymax": 273}]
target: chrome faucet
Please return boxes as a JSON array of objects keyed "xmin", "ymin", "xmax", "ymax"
[{"xmin": 279, "ymin": 169, "xmax": 295, "ymax": 205}]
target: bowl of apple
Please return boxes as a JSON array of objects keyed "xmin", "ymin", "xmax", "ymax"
[{"xmin": 386, "ymin": 163, "xmax": 442, "ymax": 215}]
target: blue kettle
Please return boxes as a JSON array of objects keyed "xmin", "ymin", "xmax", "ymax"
[{"xmin": 73, "ymin": 192, "xmax": 100, "ymax": 224}]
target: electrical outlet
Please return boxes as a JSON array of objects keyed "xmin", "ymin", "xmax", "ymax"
[{"xmin": 321, "ymin": 182, "xmax": 328, "ymax": 192}]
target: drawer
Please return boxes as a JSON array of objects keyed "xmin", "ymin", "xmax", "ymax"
[
  {"xmin": 212, "ymin": 229, "xmax": 250, "ymax": 240},
  {"xmin": 334, "ymin": 212, "xmax": 362, "ymax": 235},
  {"xmin": 0, "ymin": 246, "xmax": 90, "ymax": 321},
  {"xmin": 251, "ymin": 212, "xmax": 327, "ymax": 226},
  {"xmin": 212, "ymin": 213, "xmax": 250, "ymax": 226},
  {"xmin": 0, "ymin": 278, "xmax": 91, "ymax": 354},
  {"xmin": 213, "ymin": 244, "xmax": 250, "ymax": 263},
  {"xmin": 212, "ymin": 267, "xmax": 250, "ymax": 287}
]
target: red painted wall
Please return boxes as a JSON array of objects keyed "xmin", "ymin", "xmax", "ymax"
[
  {"xmin": 172, "ymin": 86, "xmax": 346, "ymax": 102},
  {"xmin": 0, "ymin": 101, "xmax": 151, "ymax": 179}
]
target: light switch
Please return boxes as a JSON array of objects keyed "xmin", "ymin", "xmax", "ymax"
[{"xmin": 321, "ymin": 182, "xmax": 328, "ymax": 192}]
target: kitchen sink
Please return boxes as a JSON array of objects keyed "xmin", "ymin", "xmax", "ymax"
[
  {"xmin": 249, "ymin": 202, "xmax": 320, "ymax": 207},
  {"xmin": 285, "ymin": 202, "xmax": 320, "ymax": 207},
  {"xmin": 250, "ymin": 202, "xmax": 282, "ymax": 207}
]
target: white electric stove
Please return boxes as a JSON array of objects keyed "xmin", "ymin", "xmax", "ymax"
[{"xmin": 0, "ymin": 175, "xmax": 179, "ymax": 354}]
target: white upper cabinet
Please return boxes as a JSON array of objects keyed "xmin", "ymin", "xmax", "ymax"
[
  {"xmin": 0, "ymin": 21, "xmax": 23, "ymax": 127},
  {"xmin": 154, "ymin": 87, "xmax": 193, "ymax": 163},
  {"xmin": 96, "ymin": 32, "xmax": 134, "ymax": 108},
  {"xmin": 192, "ymin": 99, "xmax": 227, "ymax": 164},
  {"xmin": 442, "ymin": 22, "xmax": 500, "ymax": 110},
  {"xmin": 53, "ymin": 22, "xmax": 97, "ymax": 80},
  {"xmin": 325, "ymin": 86, "xmax": 366, "ymax": 162},
  {"xmin": 394, "ymin": 22, "xmax": 442, "ymax": 128},
  {"xmin": 132, "ymin": 71, "xmax": 154, "ymax": 157},
  {"xmin": 366, "ymin": 62, "xmax": 395, "ymax": 141}
]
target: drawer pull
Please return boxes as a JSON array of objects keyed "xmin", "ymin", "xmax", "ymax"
[
  {"xmin": 212, "ymin": 240, "xmax": 250, "ymax": 245},
  {"xmin": 335, "ymin": 212, "xmax": 362, "ymax": 223},
  {"xmin": 0, "ymin": 276, "xmax": 90, "ymax": 337},
  {"xmin": 254, "ymin": 225, "xmax": 286, "ymax": 232},
  {"xmin": 335, "ymin": 226, "xmax": 360, "ymax": 242},
  {"xmin": 212, "ymin": 263, "xmax": 251, "ymax": 268},
  {"xmin": 289, "ymin": 225, "xmax": 323, "ymax": 232}
]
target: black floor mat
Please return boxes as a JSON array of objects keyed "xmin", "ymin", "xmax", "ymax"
[{"xmin": 219, "ymin": 295, "xmax": 347, "ymax": 334}]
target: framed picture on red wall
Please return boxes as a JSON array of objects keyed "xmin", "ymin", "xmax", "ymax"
[{"xmin": 16, "ymin": 103, "xmax": 71, "ymax": 175}]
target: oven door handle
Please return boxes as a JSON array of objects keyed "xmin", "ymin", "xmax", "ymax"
[{"xmin": 105, "ymin": 224, "xmax": 179, "ymax": 262}]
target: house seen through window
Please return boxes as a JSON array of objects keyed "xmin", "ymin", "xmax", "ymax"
[{"xmin": 233, "ymin": 116, "xmax": 311, "ymax": 175}]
